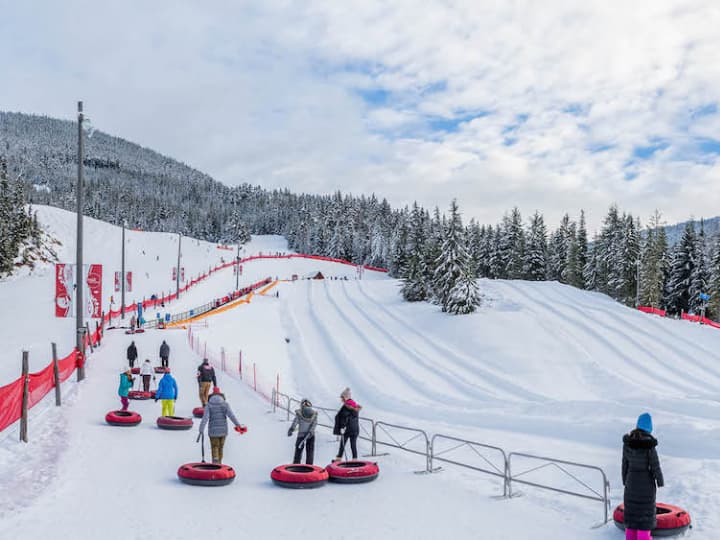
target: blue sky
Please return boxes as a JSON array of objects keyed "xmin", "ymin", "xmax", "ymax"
[{"xmin": 1, "ymin": 1, "xmax": 719, "ymax": 231}]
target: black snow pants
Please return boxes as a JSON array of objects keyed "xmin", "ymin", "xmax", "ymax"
[
  {"xmin": 293, "ymin": 434, "xmax": 315, "ymax": 465},
  {"xmin": 337, "ymin": 432, "xmax": 358, "ymax": 459}
]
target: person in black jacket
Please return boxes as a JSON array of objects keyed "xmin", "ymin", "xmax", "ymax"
[
  {"xmin": 126, "ymin": 341, "xmax": 138, "ymax": 368},
  {"xmin": 196, "ymin": 358, "xmax": 217, "ymax": 406},
  {"xmin": 333, "ymin": 387, "xmax": 361, "ymax": 461},
  {"xmin": 159, "ymin": 340, "xmax": 170, "ymax": 368},
  {"xmin": 622, "ymin": 413, "xmax": 664, "ymax": 540}
]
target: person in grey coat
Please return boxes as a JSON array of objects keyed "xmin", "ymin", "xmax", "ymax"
[
  {"xmin": 287, "ymin": 399, "xmax": 318, "ymax": 465},
  {"xmin": 159, "ymin": 340, "xmax": 170, "ymax": 368},
  {"xmin": 622, "ymin": 413, "xmax": 664, "ymax": 538},
  {"xmin": 199, "ymin": 387, "xmax": 245, "ymax": 464}
]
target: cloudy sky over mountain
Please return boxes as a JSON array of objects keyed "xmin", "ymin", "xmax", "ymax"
[{"xmin": 1, "ymin": 1, "xmax": 719, "ymax": 231}]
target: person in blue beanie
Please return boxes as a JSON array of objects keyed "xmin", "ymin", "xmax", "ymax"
[
  {"xmin": 621, "ymin": 413, "xmax": 664, "ymax": 540},
  {"xmin": 155, "ymin": 368, "xmax": 178, "ymax": 417}
]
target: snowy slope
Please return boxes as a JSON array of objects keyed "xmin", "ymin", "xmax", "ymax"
[{"xmin": 2, "ymin": 210, "xmax": 719, "ymax": 538}]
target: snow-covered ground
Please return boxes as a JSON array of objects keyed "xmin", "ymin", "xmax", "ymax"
[{"xmin": 1, "ymin": 209, "xmax": 718, "ymax": 539}]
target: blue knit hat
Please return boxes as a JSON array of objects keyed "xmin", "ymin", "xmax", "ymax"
[{"xmin": 636, "ymin": 413, "xmax": 653, "ymax": 433}]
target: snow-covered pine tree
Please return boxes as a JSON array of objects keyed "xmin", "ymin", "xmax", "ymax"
[
  {"xmin": 688, "ymin": 219, "xmax": 709, "ymax": 314},
  {"xmin": 708, "ymin": 235, "xmax": 720, "ymax": 319},
  {"xmin": 523, "ymin": 211, "xmax": 547, "ymax": 280},
  {"xmin": 665, "ymin": 221, "xmax": 697, "ymax": 315},
  {"xmin": 433, "ymin": 200, "xmax": 474, "ymax": 312},
  {"xmin": 547, "ymin": 214, "xmax": 570, "ymax": 282},
  {"xmin": 446, "ymin": 272, "xmax": 482, "ymax": 314},
  {"xmin": 477, "ymin": 225, "xmax": 493, "ymax": 278},
  {"xmin": 506, "ymin": 207, "xmax": 525, "ymax": 279},
  {"xmin": 401, "ymin": 203, "xmax": 429, "ymax": 301},
  {"xmin": 423, "ymin": 207, "xmax": 444, "ymax": 299},
  {"xmin": 573, "ymin": 210, "xmax": 588, "ymax": 289},
  {"xmin": 639, "ymin": 210, "xmax": 669, "ymax": 308},
  {"xmin": 583, "ymin": 239, "xmax": 599, "ymax": 292}
]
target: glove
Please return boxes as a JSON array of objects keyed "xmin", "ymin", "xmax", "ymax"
[
  {"xmin": 235, "ymin": 425, "xmax": 247, "ymax": 434},
  {"xmin": 287, "ymin": 428, "xmax": 293, "ymax": 437},
  {"xmin": 154, "ymin": 398, "xmax": 158, "ymax": 402}
]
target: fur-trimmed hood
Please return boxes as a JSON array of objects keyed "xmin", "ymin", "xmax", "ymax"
[{"xmin": 623, "ymin": 429, "xmax": 658, "ymax": 449}]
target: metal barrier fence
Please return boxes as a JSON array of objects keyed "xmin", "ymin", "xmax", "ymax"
[
  {"xmin": 507, "ymin": 452, "xmax": 611, "ymax": 524},
  {"xmin": 430, "ymin": 434, "xmax": 508, "ymax": 496},
  {"xmin": 271, "ymin": 389, "xmax": 610, "ymax": 525}
]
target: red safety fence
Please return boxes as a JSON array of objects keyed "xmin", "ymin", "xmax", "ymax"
[
  {"xmin": 638, "ymin": 306, "xmax": 666, "ymax": 317},
  {"xmin": 58, "ymin": 350, "xmax": 79, "ymax": 383},
  {"xmin": 0, "ymin": 378, "xmax": 23, "ymax": 432}
]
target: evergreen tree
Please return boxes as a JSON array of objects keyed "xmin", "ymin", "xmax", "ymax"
[
  {"xmin": 708, "ymin": 235, "xmax": 720, "ymax": 319},
  {"xmin": 505, "ymin": 207, "xmax": 525, "ymax": 279},
  {"xmin": 401, "ymin": 203, "xmax": 429, "ymax": 301},
  {"xmin": 689, "ymin": 220, "xmax": 709, "ymax": 313},
  {"xmin": 640, "ymin": 211, "xmax": 669, "ymax": 308},
  {"xmin": 446, "ymin": 273, "xmax": 482, "ymax": 314},
  {"xmin": 433, "ymin": 200, "xmax": 474, "ymax": 312},
  {"xmin": 665, "ymin": 222, "xmax": 697, "ymax": 315},
  {"xmin": 523, "ymin": 211, "xmax": 547, "ymax": 280}
]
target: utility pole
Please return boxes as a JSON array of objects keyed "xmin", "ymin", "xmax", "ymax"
[
  {"xmin": 176, "ymin": 233, "xmax": 182, "ymax": 298},
  {"xmin": 76, "ymin": 101, "xmax": 86, "ymax": 382},
  {"xmin": 121, "ymin": 220, "xmax": 126, "ymax": 319},
  {"xmin": 235, "ymin": 243, "xmax": 241, "ymax": 291}
]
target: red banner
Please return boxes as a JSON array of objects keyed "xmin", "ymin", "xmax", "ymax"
[
  {"xmin": 0, "ymin": 377, "xmax": 23, "ymax": 431},
  {"xmin": 85, "ymin": 264, "xmax": 103, "ymax": 319},
  {"xmin": 172, "ymin": 267, "xmax": 177, "ymax": 281},
  {"xmin": 126, "ymin": 271, "xmax": 133, "ymax": 292},
  {"xmin": 180, "ymin": 267, "xmax": 185, "ymax": 281},
  {"xmin": 114, "ymin": 271, "xmax": 121, "ymax": 292},
  {"xmin": 55, "ymin": 263, "xmax": 74, "ymax": 318}
]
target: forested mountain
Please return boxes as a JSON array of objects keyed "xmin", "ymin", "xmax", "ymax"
[{"xmin": 1, "ymin": 110, "xmax": 719, "ymax": 317}]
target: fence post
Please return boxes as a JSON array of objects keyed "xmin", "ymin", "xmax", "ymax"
[
  {"xmin": 272, "ymin": 388, "xmax": 276, "ymax": 412},
  {"xmin": 203, "ymin": 341, "xmax": 207, "ymax": 359},
  {"xmin": 221, "ymin": 347, "xmax": 226, "ymax": 372},
  {"xmin": 20, "ymin": 351, "xmax": 29, "ymax": 443},
  {"xmin": 253, "ymin": 363, "xmax": 257, "ymax": 392},
  {"xmin": 239, "ymin": 351, "xmax": 242, "ymax": 379},
  {"xmin": 276, "ymin": 373, "xmax": 279, "ymax": 406},
  {"xmin": 85, "ymin": 323, "xmax": 94, "ymax": 353},
  {"xmin": 52, "ymin": 342, "xmax": 61, "ymax": 406}
]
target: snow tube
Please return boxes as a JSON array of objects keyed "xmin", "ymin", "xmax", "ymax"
[
  {"xmin": 270, "ymin": 464, "xmax": 328, "ymax": 489},
  {"xmin": 134, "ymin": 329, "xmax": 145, "ymax": 334},
  {"xmin": 128, "ymin": 390, "xmax": 154, "ymax": 400},
  {"xmin": 157, "ymin": 416, "xmax": 193, "ymax": 431},
  {"xmin": 130, "ymin": 367, "xmax": 140, "ymax": 374},
  {"xmin": 105, "ymin": 410, "xmax": 142, "ymax": 427},
  {"xmin": 326, "ymin": 460, "xmax": 379, "ymax": 484},
  {"xmin": 192, "ymin": 407, "xmax": 205, "ymax": 418},
  {"xmin": 613, "ymin": 503, "xmax": 691, "ymax": 537},
  {"xmin": 177, "ymin": 463, "xmax": 235, "ymax": 486},
  {"xmin": 154, "ymin": 366, "xmax": 166, "ymax": 373}
]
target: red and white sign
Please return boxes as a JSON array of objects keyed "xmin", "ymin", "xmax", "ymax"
[
  {"xmin": 234, "ymin": 263, "xmax": 243, "ymax": 276},
  {"xmin": 55, "ymin": 264, "xmax": 103, "ymax": 318},
  {"xmin": 114, "ymin": 271, "xmax": 121, "ymax": 292},
  {"xmin": 172, "ymin": 267, "xmax": 177, "ymax": 281},
  {"xmin": 85, "ymin": 264, "xmax": 103, "ymax": 319},
  {"xmin": 55, "ymin": 263, "xmax": 74, "ymax": 318},
  {"xmin": 125, "ymin": 271, "xmax": 133, "ymax": 292},
  {"xmin": 180, "ymin": 267, "xmax": 185, "ymax": 281}
]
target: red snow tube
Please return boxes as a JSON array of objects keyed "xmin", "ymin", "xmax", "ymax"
[
  {"xmin": 192, "ymin": 407, "xmax": 205, "ymax": 418},
  {"xmin": 128, "ymin": 390, "xmax": 154, "ymax": 400},
  {"xmin": 326, "ymin": 460, "xmax": 379, "ymax": 484},
  {"xmin": 105, "ymin": 410, "xmax": 142, "ymax": 427},
  {"xmin": 157, "ymin": 416, "xmax": 193, "ymax": 431},
  {"xmin": 177, "ymin": 463, "xmax": 235, "ymax": 486},
  {"xmin": 154, "ymin": 367, "xmax": 166, "ymax": 373},
  {"xmin": 613, "ymin": 503, "xmax": 692, "ymax": 537},
  {"xmin": 270, "ymin": 464, "xmax": 328, "ymax": 489},
  {"xmin": 130, "ymin": 367, "xmax": 140, "ymax": 374}
]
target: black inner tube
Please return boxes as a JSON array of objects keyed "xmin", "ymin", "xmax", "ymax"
[
  {"xmin": 656, "ymin": 507, "xmax": 671, "ymax": 515},
  {"xmin": 163, "ymin": 416, "xmax": 187, "ymax": 421},
  {"xmin": 191, "ymin": 464, "xmax": 224, "ymax": 471},
  {"xmin": 285, "ymin": 465, "xmax": 316, "ymax": 473},
  {"xmin": 115, "ymin": 411, "xmax": 133, "ymax": 417},
  {"xmin": 337, "ymin": 462, "xmax": 368, "ymax": 469}
]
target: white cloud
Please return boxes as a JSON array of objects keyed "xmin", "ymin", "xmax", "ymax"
[{"xmin": 1, "ymin": 0, "xmax": 719, "ymax": 231}]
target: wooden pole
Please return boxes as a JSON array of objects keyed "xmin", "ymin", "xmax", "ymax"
[
  {"xmin": 52, "ymin": 342, "xmax": 61, "ymax": 406},
  {"xmin": 20, "ymin": 351, "xmax": 29, "ymax": 443},
  {"xmin": 276, "ymin": 373, "xmax": 280, "ymax": 407}
]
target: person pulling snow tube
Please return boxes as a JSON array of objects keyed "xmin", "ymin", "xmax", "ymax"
[
  {"xmin": 613, "ymin": 503, "xmax": 691, "ymax": 537},
  {"xmin": 128, "ymin": 390, "xmax": 155, "ymax": 400},
  {"xmin": 192, "ymin": 407, "xmax": 205, "ymax": 418},
  {"xmin": 105, "ymin": 410, "xmax": 142, "ymax": 427},
  {"xmin": 326, "ymin": 460, "xmax": 379, "ymax": 484},
  {"xmin": 157, "ymin": 416, "xmax": 193, "ymax": 431},
  {"xmin": 177, "ymin": 463, "xmax": 236, "ymax": 486},
  {"xmin": 271, "ymin": 464, "xmax": 328, "ymax": 489}
]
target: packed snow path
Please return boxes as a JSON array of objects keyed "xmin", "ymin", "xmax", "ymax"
[{"xmin": 0, "ymin": 329, "xmax": 603, "ymax": 540}]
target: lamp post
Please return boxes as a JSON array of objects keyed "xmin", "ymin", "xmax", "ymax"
[
  {"xmin": 76, "ymin": 101, "xmax": 86, "ymax": 381},
  {"xmin": 235, "ymin": 243, "xmax": 241, "ymax": 291},
  {"xmin": 176, "ymin": 233, "xmax": 182, "ymax": 299},
  {"xmin": 121, "ymin": 220, "xmax": 126, "ymax": 319}
]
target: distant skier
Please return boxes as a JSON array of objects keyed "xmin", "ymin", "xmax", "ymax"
[
  {"xmin": 199, "ymin": 387, "xmax": 246, "ymax": 464},
  {"xmin": 196, "ymin": 358, "xmax": 217, "ymax": 406},
  {"xmin": 159, "ymin": 340, "xmax": 170, "ymax": 368},
  {"xmin": 126, "ymin": 341, "xmax": 138, "ymax": 368},
  {"xmin": 129, "ymin": 314, "xmax": 137, "ymax": 332},
  {"xmin": 140, "ymin": 358, "xmax": 154, "ymax": 392},
  {"xmin": 118, "ymin": 368, "xmax": 134, "ymax": 411},
  {"xmin": 622, "ymin": 413, "xmax": 664, "ymax": 540},
  {"xmin": 333, "ymin": 387, "xmax": 362, "ymax": 461},
  {"xmin": 154, "ymin": 368, "xmax": 178, "ymax": 417},
  {"xmin": 287, "ymin": 399, "xmax": 318, "ymax": 465}
]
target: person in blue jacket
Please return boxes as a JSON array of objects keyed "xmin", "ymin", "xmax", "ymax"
[
  {"xmin": 118, "ymin": 368, "xmax": 134, "ymax": 411},
  {"xmin": 155, "ymin": 368, "xmax": 178, "ymax": 417}
]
